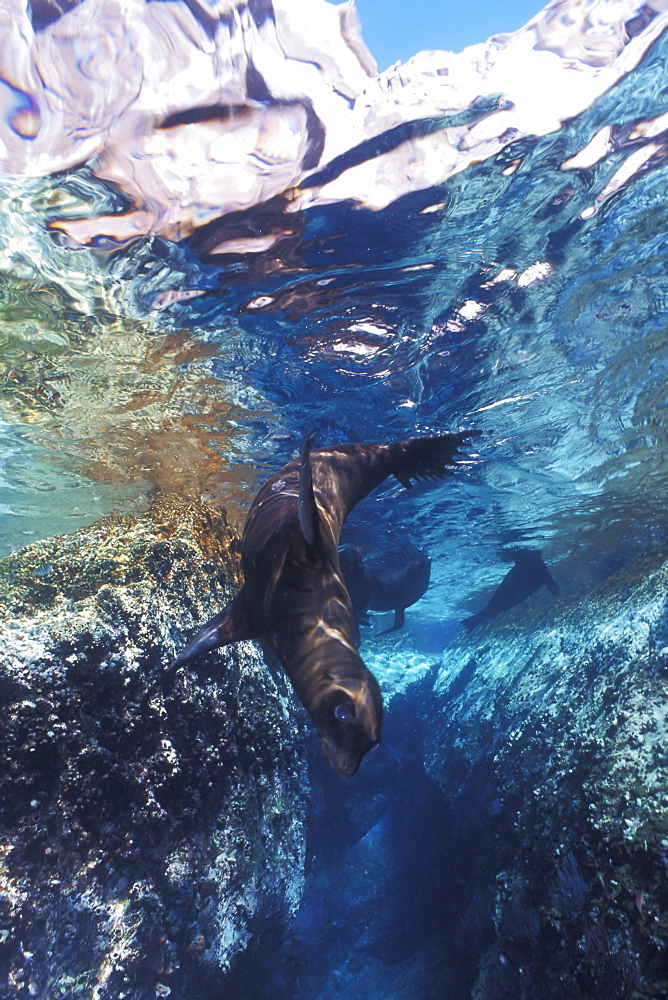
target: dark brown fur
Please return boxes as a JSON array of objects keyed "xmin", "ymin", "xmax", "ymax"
[{"xmin": 172, "ymin": 432, "xmax": 478, "ymax": 774}]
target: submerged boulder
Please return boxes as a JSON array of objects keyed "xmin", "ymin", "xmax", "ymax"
[
  {"xmin": 422, "ymin": 560, "xmax": 668, "ymax": 1000},
  {"xmin": 0, "ymin": 495, "xmax": 309, "ymax": 999}
]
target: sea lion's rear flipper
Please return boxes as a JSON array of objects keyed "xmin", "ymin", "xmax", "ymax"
[
  {"xmin": 376, "ymin": 607, "xmax": 405, "ymax": 636},
  {"xmin": 298, "ymin": 429, "xmax": 320, "ymax": 546},
  {"xmin": 392, "ymin": 431, "xmax": 481, "ymax": 489},
  {"xmin": 172, "ymin": 591, "xmax": 256, "ymax": 670}
]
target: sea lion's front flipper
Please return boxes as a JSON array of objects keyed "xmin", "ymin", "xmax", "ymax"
[
  {"xmin": 172, "ymin": 591, "xmax": 256, "ymax": 670},
  {"xmin": 298, "ymin": 429, "xmax": 320, "ymax": 546},
  {"xmin": 376, "ymin": 607, "xmax": 405, "ymax": 636}
]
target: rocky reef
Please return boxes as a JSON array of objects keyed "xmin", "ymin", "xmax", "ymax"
[
  {"xmin": 420, "ymin": 559, "xmax": 668, "ymax": 1000},
  {"xmin": 248, "ymin": 553, "xmax": 668, "ymax": 1000},
  {"xmin": 0, "ymin": 495, "xmax": 309, "ymax": 999}
]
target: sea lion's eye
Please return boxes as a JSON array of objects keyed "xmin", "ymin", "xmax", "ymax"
[{"xmin": 334, "ymin": 703, "xmax": 353, "ymax": 722}]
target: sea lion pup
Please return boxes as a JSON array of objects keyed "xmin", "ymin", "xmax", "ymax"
[
  {"xmin": 462, "ymin": 549, "xmax": 558, "ymax": 630},
  {"xmin": 173, "ymin": 429, "xmax": 478, "ymax": 775}
]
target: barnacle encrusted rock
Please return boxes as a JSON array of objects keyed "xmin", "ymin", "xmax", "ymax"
[
  {"xmin": 0, "ymin": 495, "xmax": 309, "ymax": 999},
  {"xmin": 422, "ymin": 559, "xmax": 668, "ymax": 1000}
]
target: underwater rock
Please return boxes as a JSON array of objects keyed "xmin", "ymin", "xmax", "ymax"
[
  {"xmin": 423, "ymin": 561, "xmax": 668, "ymax": 999},
  {"xmin": 0, "ymin": 495, "xmax": 309, "ymax": 999}
]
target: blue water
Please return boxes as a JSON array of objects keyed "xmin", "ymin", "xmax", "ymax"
[{"xmin": 2, "ymin": 0, "xmax": 668, "ymax": 996}]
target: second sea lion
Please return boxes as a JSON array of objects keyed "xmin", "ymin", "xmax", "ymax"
[{"xmin": 340, "ymin": 545, "xmax": 431, "ymax": 636}]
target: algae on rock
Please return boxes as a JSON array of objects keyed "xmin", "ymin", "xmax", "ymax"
[{"xmin": 0, "ymin": 494, "xmax": 309, "ymax": 999}]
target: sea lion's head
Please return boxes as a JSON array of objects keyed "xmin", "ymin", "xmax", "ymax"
[{"xmin": 312, "ymin": 670, "xmax": 383, "ymax": 776}]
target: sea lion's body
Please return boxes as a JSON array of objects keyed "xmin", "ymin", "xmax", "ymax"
[
  {"xmin": 463, "ymin": 549, "xmax": 558, "ymax": 630},
  {"xmin": 173, "ymin": 431, "xmax": 477, "ymax": 774},
  {"xmin": 236, "ymin": 442, "xmax": 382, "ymax": 774}
]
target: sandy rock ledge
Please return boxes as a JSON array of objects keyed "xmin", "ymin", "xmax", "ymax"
[{"xmin": 0, "ymin": 495, "xmax": 309, "ymax": 999}]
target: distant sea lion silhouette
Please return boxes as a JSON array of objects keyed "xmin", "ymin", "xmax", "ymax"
[
  {"xmin": 340, "ymin": 546, "xmax": 431, "ymax": 635},
  {"xmin": 172, "ymin": 429, "xmax": 478, "ymax": 775},
  {"xmin": 462, "ymin": 549, "xmax": 558, "ymax": 630}
]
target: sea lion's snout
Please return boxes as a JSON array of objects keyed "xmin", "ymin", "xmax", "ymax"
[
  {"xmin": 314, "ymin": 679, "xmax": 383, "ymax": 776},
  {"xmin": 319, "ymin": 736, "xmax": 367, "ymax": 777},
  {"xmin": 319, "ymin": 728, "xmax": 380, "ymax": 776}
]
